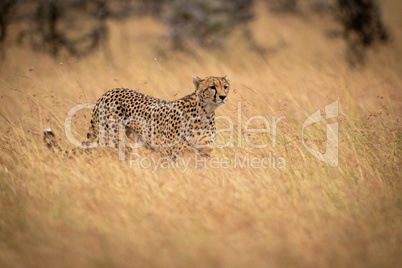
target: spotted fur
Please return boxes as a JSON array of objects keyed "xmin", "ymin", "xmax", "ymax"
[{"xmin": 85, "ymin": 76, "xmax": 230, "ymax": 159}]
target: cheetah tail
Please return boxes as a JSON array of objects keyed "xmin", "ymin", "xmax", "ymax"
[{"xmin": 43, "ymin": 129, "xmax": 68, "ymax": 155}]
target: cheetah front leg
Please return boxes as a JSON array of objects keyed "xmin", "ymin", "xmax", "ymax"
[
  {"xmin": 195, "ymin": 141, "xmax": 213, "ymax": 158},
  {"xmin": 188, "ymin": 134, "xmax": 214, "ymax": 158}
]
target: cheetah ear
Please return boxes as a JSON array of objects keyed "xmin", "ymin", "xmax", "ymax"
[
  {"xmin": 193, "ymin": 76, "xmax": 202, "ymax": 90},
  {"xmin": 223, "ymin": 75, "xmax": 228, "ymax": 82}
]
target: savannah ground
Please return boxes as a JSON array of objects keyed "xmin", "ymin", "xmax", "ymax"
[{"xmin": 0, "ymin": 1, "xmax": 401, "ymax": 268}]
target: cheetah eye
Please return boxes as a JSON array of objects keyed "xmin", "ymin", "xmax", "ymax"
[
  {"xmin": 224, "ymin": 86, "xmax": 228, "ymax": 89},
  {"xmin": 209, "ymin": 86, "xmax": 216, "ymax": 90}
]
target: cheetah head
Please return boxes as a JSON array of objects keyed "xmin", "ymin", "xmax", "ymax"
[{"xmin": 193, "ymin": 76, "xmax": 230, "ymax": 112}]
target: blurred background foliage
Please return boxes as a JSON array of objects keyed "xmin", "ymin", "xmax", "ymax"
[{"xmin": 0, "ymin": 0, "xmax": 389, "ymax": 66}]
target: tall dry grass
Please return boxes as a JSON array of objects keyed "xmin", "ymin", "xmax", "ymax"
[{"xmin": 0, "ymin": 1, "xmax": 401, "ymax": 267}]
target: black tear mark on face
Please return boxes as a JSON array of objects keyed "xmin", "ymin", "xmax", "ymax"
[{"xmin": 209, "ymin": 85, "xmax": 217, "ymax": 103}]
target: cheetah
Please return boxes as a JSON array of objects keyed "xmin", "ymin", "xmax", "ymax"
[{"xmin": 45, "ymin": 76, "xmax": 230, "ymax": 159}]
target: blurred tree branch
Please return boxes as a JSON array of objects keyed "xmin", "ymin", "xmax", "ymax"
[
  {"xmin": 336, "ymin": 0, "xmax": 389, "ymax": 66},
  {"xmin": 0, "ymin": 0, "xmax": 258, "ymax": 57},
  {"xmin": 0, "ymin": 0, "xmax": 391, "ymax": 65}
]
